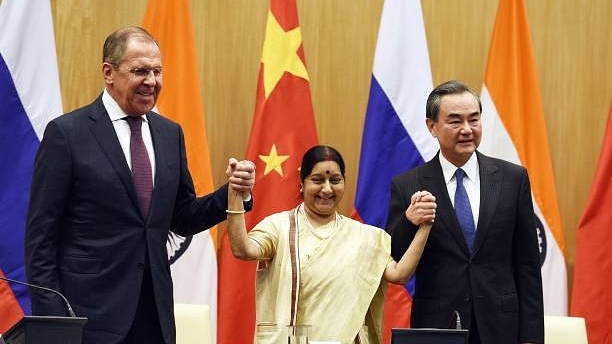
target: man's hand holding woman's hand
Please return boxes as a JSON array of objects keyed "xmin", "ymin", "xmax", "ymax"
[
  {"xmin": 226, "ymin": 158, "xmax": 256, "ymax": 199},
  {"xmin": 405, "ymin": 190, "xmax": 436, "ymax": 226}
]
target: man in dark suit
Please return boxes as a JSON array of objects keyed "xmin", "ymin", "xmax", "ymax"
[
  {"xmin": 386, "ymin": 80, "xmax": 543, "ymax": 344},
  {"xmin": 24, "ymin": 26, "xmax": 255, "ymax": 344}
]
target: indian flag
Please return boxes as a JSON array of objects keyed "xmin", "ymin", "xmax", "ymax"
[
  {"xmin": 142, "ymin": 0, "xmax": 220, "ymax": 342},
  {"xmin": 478, "ymin": 0, "xmax": 567, "ymax": 315}
]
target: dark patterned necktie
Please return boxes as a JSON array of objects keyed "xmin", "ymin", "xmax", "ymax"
[
  {"xmin": 126, "ymin": 116, "xmax": 153, "ymax": 217},
  {"xmin": 454, "ymin": 168, "xmax": 475, "ymax": 251}
]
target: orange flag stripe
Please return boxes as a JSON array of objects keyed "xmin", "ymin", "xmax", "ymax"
[
  {"xmin": 142, "ymin": 0, "xmax": 214, "ymax": 198},
  {"xmin": 142, "ymin": 0, "xmax": 218, "ymax": 250},
  {"xmin": 484, "ymin": 0, "xmax": 565, "ymax": 251}
]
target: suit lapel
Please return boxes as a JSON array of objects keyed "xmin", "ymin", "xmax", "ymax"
[
  {"xmin": 472, "ymin": 152, "xmax": 502, "ymax": 256},
  {"xmin": 146, "ymin": 112, "xmax": 171, "ymax": 219},
  {"xmin": 88, "ymin": 97, "xmax": 141, "ymax": 214},
  {"xmin": 421, "ymin": 155, "xmax": 471, "ymax": 255}
]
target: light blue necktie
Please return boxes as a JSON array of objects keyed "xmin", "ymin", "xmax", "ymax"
[{"xmin": 454, "ymin": 168, "xmax": 475, "ymax": 251}]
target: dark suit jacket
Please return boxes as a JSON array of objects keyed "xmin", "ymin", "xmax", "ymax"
[
  {"xmin": 387, "ymin": 151, "xmax": 544, "ymax": 344},
  {"xmin": 25, "ymin": 96, "xmax": 248, "ymax": 344}
]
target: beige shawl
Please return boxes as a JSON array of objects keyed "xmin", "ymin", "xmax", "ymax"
[{"xmin": 249, "ymin": 206, "xmax": 392, "ymax": 344}]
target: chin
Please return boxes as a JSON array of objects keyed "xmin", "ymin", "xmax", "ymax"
[
  {"xmin": 457, "ymin": 146, "xmax": 476, "ymax": 155},
  {"xmin": 315, "ymin": 204, "xmax": 336, "ymax": 214},
  {"xmin": 137, "ymin": 105, "xmax": 155, "ymax": 114}
]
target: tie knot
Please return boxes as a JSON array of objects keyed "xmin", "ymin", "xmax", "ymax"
[
  {"xmin": 125, "ymin": 116, "xmax": 143, "ymax": 133},
  {"xmin": 455, "ymin": 168, "xmax": 466, "ymax": 182}
]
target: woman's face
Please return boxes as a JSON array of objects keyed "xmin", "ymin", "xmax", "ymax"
[{"xmin": 301, "ymin": 160, "xmax": 345, "ymax": 218}]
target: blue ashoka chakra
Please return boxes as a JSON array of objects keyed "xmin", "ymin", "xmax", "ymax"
[
  {"xmin": 167, "ymin": 232, "xmax": 192, "ymax": 265},
  {"xmin": 534, "ymin": 214, "xmax": 546, "ymax": 267}
]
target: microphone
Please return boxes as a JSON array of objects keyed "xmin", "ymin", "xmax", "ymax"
[
  {"xmin": 453, "ymin": 310, "xmax": 462, "ymax": 330},
  {"xmin": 0, "ymin": 275, "xmax": 76, "ymax": 317}
]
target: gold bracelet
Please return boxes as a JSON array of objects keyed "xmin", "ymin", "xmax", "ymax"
[{"xmin": 226, "ymin": 209, "xmax": 246, "ymax": 214}]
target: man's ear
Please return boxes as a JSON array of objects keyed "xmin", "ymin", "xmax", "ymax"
[
  {"xmin": 426, "ymin": 118, "xmax": 436, "ymax": 137},
  {"xmin": 102, "ymin": 63, "xmax": 114, "ymax": 85}
]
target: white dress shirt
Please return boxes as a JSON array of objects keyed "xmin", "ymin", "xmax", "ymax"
[
  {"xmin": 102, "ymin": 89, "xmax": 156, "ymax": 185},
  {"xmin": 439, "ymin": 153, "xmax": 480, "ymax": 229}
]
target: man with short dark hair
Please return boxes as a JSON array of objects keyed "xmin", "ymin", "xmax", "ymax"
[{"xmin": 387, "ymin": 80, "xmax": 544, "ymax": 344}]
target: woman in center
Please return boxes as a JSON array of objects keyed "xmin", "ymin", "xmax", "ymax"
[{"xmin": 226, "ymin": 145, "xmax": 436, "ymax": 344}]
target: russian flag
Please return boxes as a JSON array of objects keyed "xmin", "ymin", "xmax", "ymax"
[
  {"xmin": 478, "ymin": 0, "xmax": 567, "ymax": 315},
  {"xmin": 0, "ymin": 0, "xmax": 62, "ymax": 332},
  {"xmin": 351, "ymin": 1, "xmax": 436, "ymax": 343}
]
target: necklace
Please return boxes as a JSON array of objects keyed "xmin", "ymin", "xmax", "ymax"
[{"xmin": 299, "ymin": 204, "xmax": 339, "ymax": 240}]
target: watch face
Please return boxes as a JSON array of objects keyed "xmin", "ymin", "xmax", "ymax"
[{"xmin": 167, "ymin": 232, "xmax": 192, "ymax": 264}]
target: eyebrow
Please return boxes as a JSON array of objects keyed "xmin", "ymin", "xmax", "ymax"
[
  {"xmin": 309, "ymin": 173, "xmax": 342, "ymax": 178},
  {"xmin": 447, "ymin": 112, "xmax": 480, "ymax": 118}
]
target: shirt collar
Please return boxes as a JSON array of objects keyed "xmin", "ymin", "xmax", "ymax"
[
  {"xmin": 102, "ymin": 89, "xmax": 148, "ymax": 123},
  {"xmin": 439, "ymin": 152, "xmax": 479, "ymax": 184}
]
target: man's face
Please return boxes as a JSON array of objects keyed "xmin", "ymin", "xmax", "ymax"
[
  {"xmin": 102, "ymin": 39, "xmax": 162, "ymax": 116},
  {"xmin": 426, "ymin": 91, "xmax": 481, "ymax": 166}
]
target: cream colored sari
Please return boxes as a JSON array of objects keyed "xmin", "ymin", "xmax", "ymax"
[{"xmin": 249, "ymin": 205, "xmax": 392, "ymax": 344}]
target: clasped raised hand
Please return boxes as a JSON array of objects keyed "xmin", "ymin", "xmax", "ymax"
[
  {"xmin": 405, "ymin": 190, "xmax": 437, "ymax": 225},
  {"xmin": 226, "ymin": 158, "xmax": 256, "ymax": 197}
]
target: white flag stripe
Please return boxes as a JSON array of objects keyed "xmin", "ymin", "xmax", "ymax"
[
  {"xmin": 373, "ymin": 0, "xmax": 438, "ymax": 162},
  {"xmin": 0, "ymin": 0, "xmax": 62, "ymax": 139},
  {"xmin": 170, "ymin": 232, "xmax": 218, "ymax": 340},
  {"xmin": 539, "ymin": 225, "xmax": 568, "ymax": 315},
  {"xmin": 479, "ymin": 87, "xmax": 521, "ymax": 165}
]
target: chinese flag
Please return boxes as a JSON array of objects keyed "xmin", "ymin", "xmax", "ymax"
[
  {"xmin": 571, "ymin": 104, "xmax": 612, "ymax": 344},
  {"xmin": 142, "ymin": 0, "xmax": 220, "ymax": 341},
  {"xmin": 217, "ymin": 0, "xmax": 318, "ymax": 343}
]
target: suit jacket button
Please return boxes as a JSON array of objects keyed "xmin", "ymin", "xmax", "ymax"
[{"xmin": 464, "ymin": 296, "xmax": 471, "ymax": 302}]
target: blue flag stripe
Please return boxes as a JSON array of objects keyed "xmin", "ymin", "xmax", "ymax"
[
  {"xmin": 0, "ymin": 0, "xmax": 62, "ymax": 315},
  {"xmin": 355, "ymin": 76, "xmax": 426, "ymax": 228},
  {"xmin": 0, "ymin": 53, "xmax": 37, "ymax": 314}
]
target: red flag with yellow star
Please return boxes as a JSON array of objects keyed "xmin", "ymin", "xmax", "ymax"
[{"xmin": 216, "ymin": 1, "xmax": 318, "ymax": 343}]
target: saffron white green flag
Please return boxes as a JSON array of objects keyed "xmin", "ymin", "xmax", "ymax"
[{"xmin": 478, "ymin": 0, "xmax": 567, "ymax": 315}]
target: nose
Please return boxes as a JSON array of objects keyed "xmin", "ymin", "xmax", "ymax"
[
  {"xmin": 142, "ymin": 72, "xmax": 157, "ymax": 85},
  {"xmin": 459, "ymin": 120, "xmax": 472, "ymax": 133},
  {"xmin": 321, "ymin": 180, "xmax": 333, "ymax": 192}
]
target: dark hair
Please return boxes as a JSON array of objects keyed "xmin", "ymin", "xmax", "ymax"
[
  {"xmin": 299, "ymin": 145, "xmax": 346, "ymax": 182},
  {"xmin": 425, "ymin": 80, "xmax": 481, "ymax": 121},
  {"xmin": 103, "ymin": 26, "xmax": 159, "ymax": 65}
]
